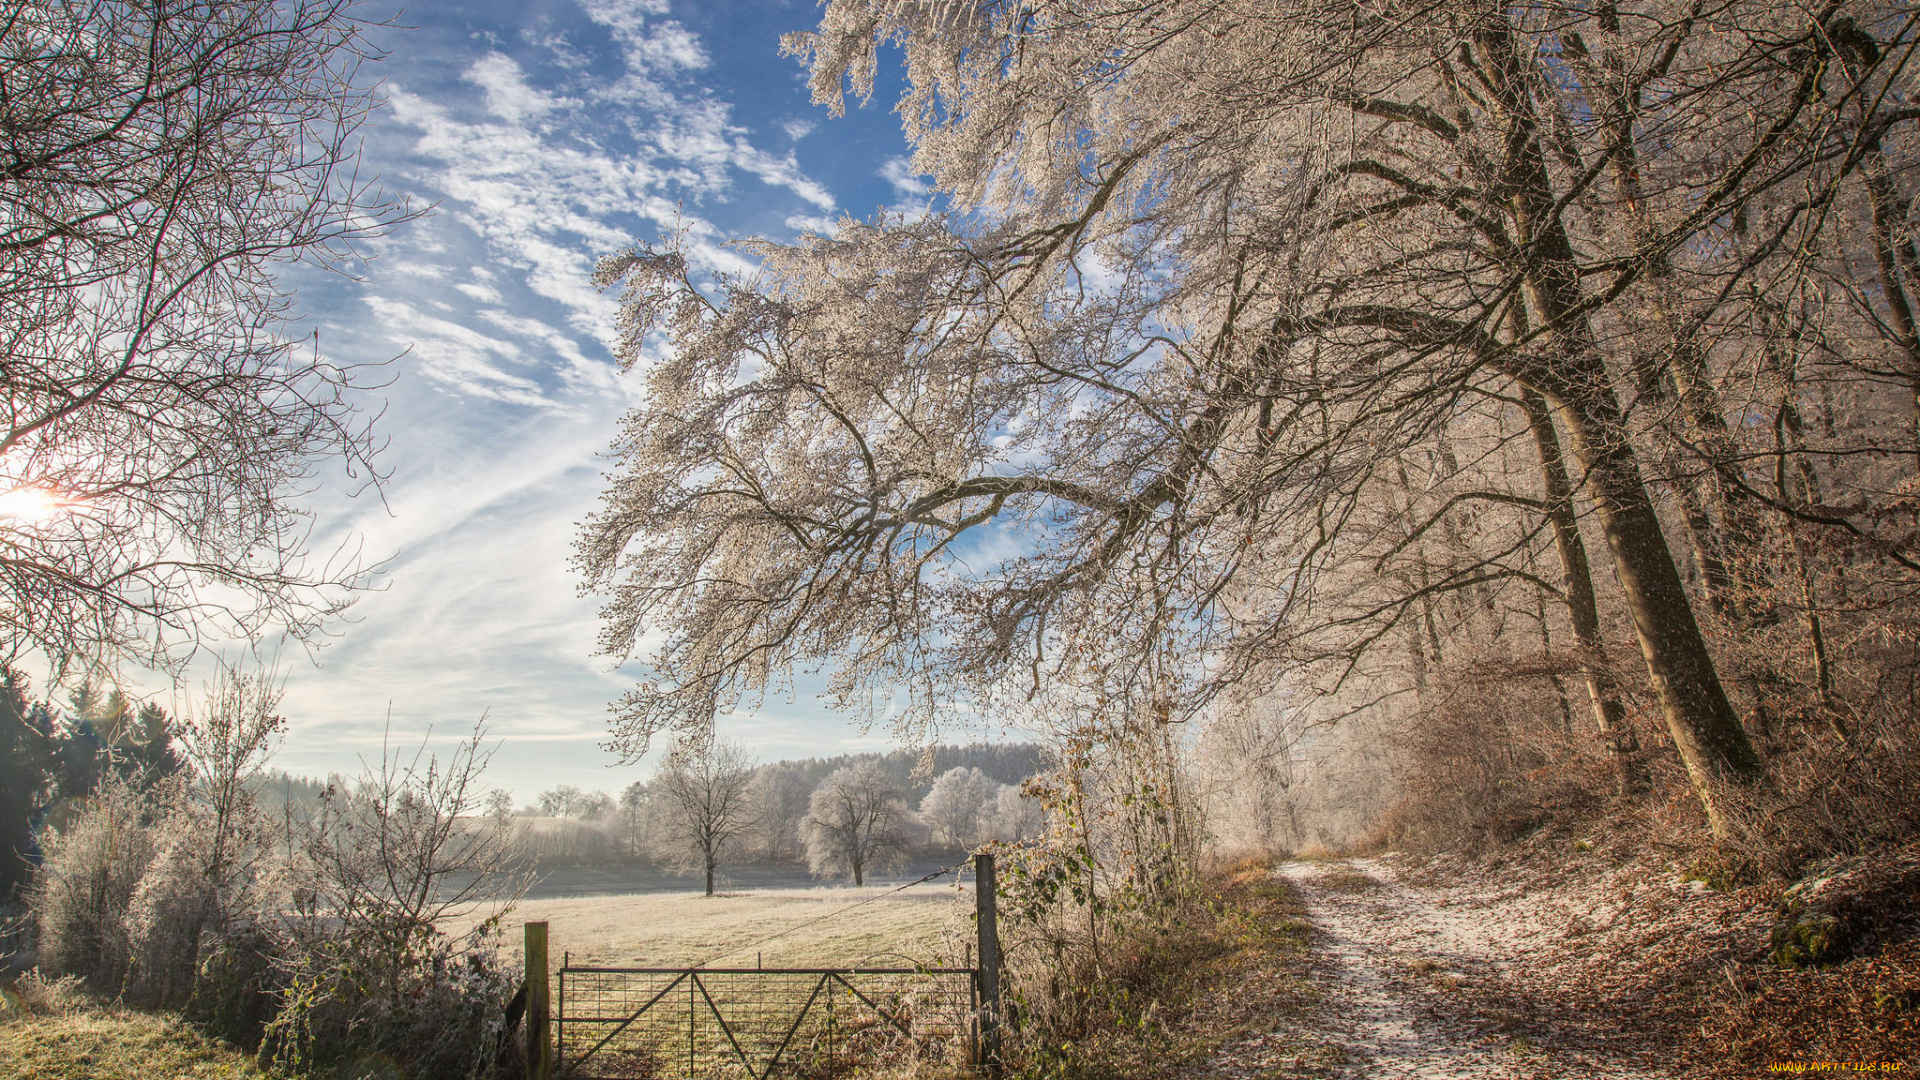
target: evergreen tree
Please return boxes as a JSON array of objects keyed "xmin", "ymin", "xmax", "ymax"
[
  {"xmin": 53, "ymin": 708, "xmax": 108, "ymax": 810},
  {"xmin": 0, "ymin": 670, "xmax": 55, "ymax": 904},
  {"xmin": 119, "ymin": 702, "xmax": 184, "ymax": 784}
]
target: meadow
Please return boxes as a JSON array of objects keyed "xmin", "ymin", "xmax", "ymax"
[{"xmin": 449, "ymin": 878, "xmax": 981, "ymax": 971}]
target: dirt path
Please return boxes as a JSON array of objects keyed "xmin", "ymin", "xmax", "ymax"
[{"xmin": 1193, "ymin": 858, "xmax": 1677, "ymax": 1079}]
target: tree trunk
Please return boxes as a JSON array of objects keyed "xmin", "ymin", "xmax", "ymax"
[
  {"xmin": 1567, "ymin": 23, "xmax": 1770, "ymax": 626},
  {"xmin": 1546, "ymin": 379, "xmax": 1763, "ymax": 833},
  {"xmin": 705, "ymin": 862, "xmax": 714, "ymax": 896},
  {"xmin": 1519, "ymin": 386, "xmax": 1638, "ymax": 778},
  {"xmin": 1480, "ymin": 21, "xmax": 1763, "ymax": 837}
]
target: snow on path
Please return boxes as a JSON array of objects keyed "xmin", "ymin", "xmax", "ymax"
[{"xmin": 1196, "ymin": 858, "xmax": 1674, "ymax": 1079}]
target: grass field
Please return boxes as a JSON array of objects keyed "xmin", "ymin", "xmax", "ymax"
[
  {"xmin": 450, "ymin": 879, "xmax": 982, "ymax": 971},
  {"xmin": 0, "ymin": 977, "xmax": 264, "ymax": 1080}
]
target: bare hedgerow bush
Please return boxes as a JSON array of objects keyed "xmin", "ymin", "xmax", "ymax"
[
  {"xmin": 122, "ymin": 668, "xmax": 286, "ymax": 1007},
  {"xmin": 259, "ymin": 723, "xmax": 527, "ymax": 1080},
  {"xmin": 182, "ymin": 924, "xmax": 285, "ymax": 1053},
  {"xmin": 29, "ymin": 771, "xmax": 174, "ymax": 991}
]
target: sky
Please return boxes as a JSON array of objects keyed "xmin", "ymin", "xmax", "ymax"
[{"xmin": 172, "ymin": 0, "xmax": 962, "ymax": 803}]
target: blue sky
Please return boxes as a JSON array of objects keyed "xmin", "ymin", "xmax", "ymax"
[{"xmin": 223, "ymin": 0, "xmax": 950, "ymax": 802}]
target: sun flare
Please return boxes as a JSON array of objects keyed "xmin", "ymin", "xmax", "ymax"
[{"xmin": 0, "ymin": 486, "xmax": 69, "ymax": 521}]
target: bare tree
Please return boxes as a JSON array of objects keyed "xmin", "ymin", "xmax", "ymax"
[
  {"xmin": 288, "ymin": 723, "xmax": 525, "ymax": 990},
  {"xmin": 654, "ymin": 737, "xmax": 757, "ymax": 895},
  {"xmin": 0, "ymin": 0, "xmax": 416, "ymax": 676},
  {"xmin": 537, "ymin": 785, "xmax": 596, "ymax": 818},
  {"xmin": 801, "ymin": 764, "xmax": 911, "ymax": 886},
  {"xmin": 576, "ymin": 791, "xmax": 616, "ymax": 821},
  {"xmin": 178, "ymin": 668, "xmax": 286, "ymax": 925}
]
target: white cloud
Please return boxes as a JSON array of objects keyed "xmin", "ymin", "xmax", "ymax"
[
  {"xmin": 580, "ymin": 0, "xmax": 708, "ymax": 107},
  {"xmin": 384, "ymin": 259, "xmax": 448, "ymax": 279},
  {"xmin": 623, "ymin": 20, "xmax": 707, "ymax": 71},
  {"xmin": 382, "ymin": 10, "xmax": 836, "ymax": 357},
  {"xmin": 465, "ymin": 53, "xmax": 580, "ymax": 123},
  {"xmin": 576, "ymin": 0, "xmax": 673, "ymax": 39},
  {"xmin": 732, "ymin": 143, "xmax": 835, "ymax": 210},
  {"xmin": 782, "ymin": 118, "xmax": 815, "ymax": 141},
  {"xmin": 476, "ymin": 307, "xmax": 625, "ymax": 395},
  {"xmin": 880, "ymin": 156, "xmax": 931, "ymax": 198},
  {"xmin": 649, "ymin": 99, "xmax": 836, "ymax": 210},
  {"xmin": 269, "ymin": 392, "xmax": 638, "ymax": 764},
  {"xmin": 456, "ymin": 281, "xmax": 504, "ymax": 303},
  {"xmin": 783, "ymin": 212, "xmax": 836, "ymax": 235},
  {"xmin": 363, "ymin": 295, "xmax": 553, "ymax": 406}
]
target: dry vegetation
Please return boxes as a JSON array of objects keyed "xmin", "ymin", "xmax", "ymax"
[
  {"xmin": 998, "ymin": 860, "xmax": 1316, "ymax": 1080},
  {"xmin": 1361, "ymin": 832, "xmax": 1920, "ymax": 1074},
  {"xmin": 0, "ymin": 974, "xmax": 265, "ymax": 1080}
]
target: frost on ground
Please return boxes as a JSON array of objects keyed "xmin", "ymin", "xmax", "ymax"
[
  {"xmin": 446, "ymin": 881, "xmax": 973, "ymax": 970},
  {"xmin": 1190, "ymin": 855, "xmax": 1764, "ymax": 1078}
]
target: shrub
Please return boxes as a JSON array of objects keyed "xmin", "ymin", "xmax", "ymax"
[
  {"xmin": 29, "ymin": 773, "xmax": 171, "ymax": 991},
  {"xmin": 259, "ymin": 722, "xmax": 528, "ymax": 1079},
  {"xmin": 1372, "ymin": 666, "xmax": 1611, "ymax": 852},
  {"xmin": 122, "ymin": 812, "xmax": 221, "ymax": 1006},
  {"xmin": 1, "ymin": 969, "xmax": 89, "ymax": 1016},
  {"xmin": 183, "ymin": 926, "xmax": 284, "ymax": 1052},
  {"xmin": 260, "ymin": 928, "xmax": 519, "ymax": 1080}
]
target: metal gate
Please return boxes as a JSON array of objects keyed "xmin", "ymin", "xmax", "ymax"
[{"xmin": 555, "ymin": 964, "xmax": 980, "ymax": 1079}]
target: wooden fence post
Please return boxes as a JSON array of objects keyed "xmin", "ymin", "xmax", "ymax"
[
  {"xmin": 526, "ymin": 921, "xmax": 552, "ymax": 1080},
  {"xmin": 975, "ymin": 852, "xmax": 1002, "ymax": 1075}
]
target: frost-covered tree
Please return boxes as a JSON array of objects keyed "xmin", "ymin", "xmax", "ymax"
[
  {"xmin": 583, "ymin": 0, "xmax": 1920, "ymax": 839},
  {"xmin": 801, "ymin": 764, "xmax": 911, "ymax": 885},
  {"xmin": 537, "ymin": 785, "xmax": 585, "ymax": 818},
  {"xmin": 919, "ymin": 766, "xmax": 998, "ymax": 850},
  {"xmin": 652, "ymin": 737, "xmax": 757, "ymax": 895},
  {"xmin": 747, "ymin": 765, "xmax": 813, "ymax": 862},
  {"xmin": 978, "ymin": 783, "xmax": 1046, "ymax": 846}
]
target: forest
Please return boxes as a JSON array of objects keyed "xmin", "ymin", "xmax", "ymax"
[{"xmin": 4, "ymin": 0, "xmax": 1920, "ymax": 1075}]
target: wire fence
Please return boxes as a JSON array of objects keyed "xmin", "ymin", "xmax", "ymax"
[{"xmin": 541, "ymin": 855, "xmax": 1000, "ymax": 1079}]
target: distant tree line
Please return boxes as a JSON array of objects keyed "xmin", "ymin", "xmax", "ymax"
[{"xmin": 499, "ymin": 741, "xmax": 1049, "ymax": 890}]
